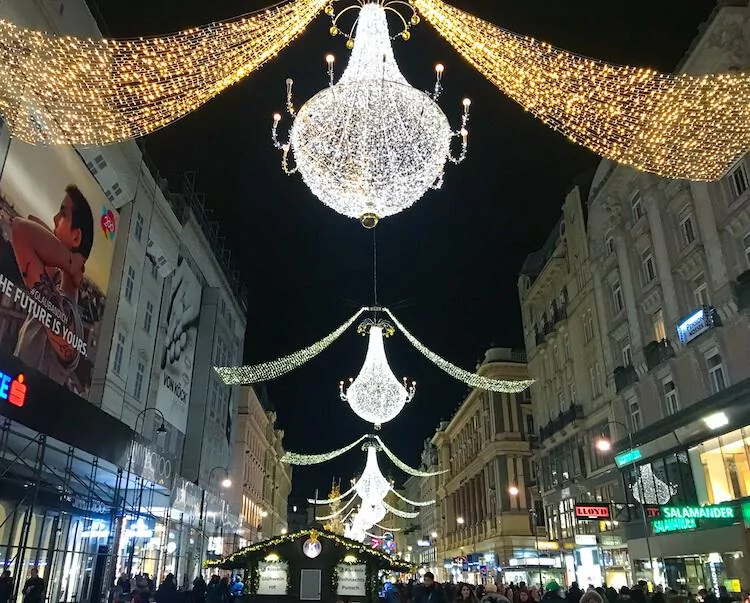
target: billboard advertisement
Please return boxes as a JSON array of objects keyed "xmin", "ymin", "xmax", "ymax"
[
  {"xmin": 0, "ymin": 140, "xmax": 117, "ymax": 398},
  {"xmin": 154, "ymin": 256, "xmax": 202, "ymax": 433}
]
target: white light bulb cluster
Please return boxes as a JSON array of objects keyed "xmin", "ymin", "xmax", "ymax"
[
  {"xmin": 355, "ymin": 443, "xmax": 392, "ymax": 505},
  {"xmin": 281, "ymin": 435, "xmax": 369, "ymax": 466},
  {"xmin": 215, "ymin": 308, "xmax": 365, "ymax": 385},
  {"xmin": 272, "ymin": 2, "xmax": 469, "ymax": 227},
  {"xmin": 631, "ymin": 463, "xmax": 678, "ymax": 505},
  {"xmin": 383, "ymin": 500, "xmax": 420, "ymax": 519},
  {"xmin": 340, "ymin": 325, "xmax": 415, "ymax": 428},
  {"xmin": 383, "ymin": 308, "xmax": 534, "ymax": 393}
]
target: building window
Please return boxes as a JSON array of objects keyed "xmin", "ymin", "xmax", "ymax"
[
  {"xmin": 628, "ymin": 397, "xmax": 642, "ymax": 430},
  {"xmin": 114, "ymin": 332, "xmax": 126, "ymax": 374},
  {"xmin": 642, "ymin": 249, "xmax": 656, "ymax": 283},
  {"xmin": 743, "ymin": 233, "xmax": 750, "ymax": 267},
  {"xmin": 134, "ymin": 361, "xmax": 145, "ymax": 400},
  {"xmin": 612, "ymin": 281, "xmax": 624, "ymax": 314},
  {"xmin": 707, "ymin": 352, "xmax": 727, "ymax": 394},
  {"xmin": 695, "ymin": 428, "xmax": 750, "ymax": 504},
  {"xmin": 558, "ymin": 391, "xmax": 566, "ymax": 412},
  {"xmin": 569, "ymin": 383, "xmax": 577, "ymax": 405},
  {"xmin": 590, "ymin": 365, "xmax": 600, "ymax": 397},
  {"xmin": 144, "ymin": 300, "xmax": 154, "ymax": 334},
  {"xmin": 693, "ymin": 273, "xmax": 709, "ymax": 307},
  {"xmin": 150, "ymin": 260, "xmax": 159, "ymax": 280},
  {"xmin": 663, "ymin": 377, "xmax": 679, "ymax": 415},
  {"xmin": 125, "ymin": 265, "xmax": 136, "ymax": 303},
  {"xmin": 605, "ymin": 234, "xmax": 615, "ymax": 256},
  {"xmin": 622, "ymin": 343, "xmax": 633, "ymax": 367},
  {"xmin": 583, "ymin": 310, "xmax": 593, "ymax": 343},
  {"xmin": 653, "ymin": 308, "xmax": 666, "ymax": 342},
  {"xmin": 729, "ymin": 163, "xmax": 749, "ymax": 199},
  {"xmin": 631, "ymin": 192, "xmax": 644, "ymax": 222},
  {"xmin": 134, "ymin": 212, "xmax": 144, "ymax": 242},
  {"xmin": 681, "ymin": 214, "xmax": 696, "ymax": 246},
  {"xmin": 563, "ymin": 332, "xmax": 571, "ymax": 361}
]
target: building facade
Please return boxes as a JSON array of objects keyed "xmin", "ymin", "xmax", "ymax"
[
  {"xmin": 519, "ymin": 2, "xmax": 750, "ymax": 593},
  {"xmin": 433, "ymin": 348, "xmax": 544, "ymax": 586},
  {"xmin": 229, "ymin": 386, "xmax": 291, "ymax": 547},
  {"xmin": 0, "ymin": 0, "xmax": 248, "ymax": 598}
]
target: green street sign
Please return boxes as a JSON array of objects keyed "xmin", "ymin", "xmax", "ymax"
[{"xmin": 614, "ymin": 448, "xmax": 642, "ymax": 468}]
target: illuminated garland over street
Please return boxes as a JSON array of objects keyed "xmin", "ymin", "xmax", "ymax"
[
  {"xmin": 382, "ymin": 309, "xmax": 533, "ymax": 394},
  {"xmin": 391, "ymin": 489, "xmax": 435, "ymax": 507},
  {"xmin": 374, "ymin": 435, "xmax": 448, "ymax": 477},
  {"xmin": 281, "ymin": 435, "xmax": 369, "ymax": 465},
  {"xmin": 413, "ymin": 0, "xmax": 750, "ymax": 180},
  {"xmin": 382, "ymin": 500, "xmax": 419, "ymax": 519},
  {"xmin": 0, "ymin": 0, "xmax": 328, "ymax": 145},
  {"xmin": 215, "ymin": 308, "xmax": 365, "ymax": 385}
]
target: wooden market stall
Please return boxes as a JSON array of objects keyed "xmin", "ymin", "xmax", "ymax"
[{"xmin": 206, "ymin": 529, "xmax": 412, "ymax": 603}]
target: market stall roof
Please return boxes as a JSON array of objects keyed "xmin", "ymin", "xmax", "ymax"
[{"xmin": 205, "ymin": 529, "xmax": 412, "ymax": 572}]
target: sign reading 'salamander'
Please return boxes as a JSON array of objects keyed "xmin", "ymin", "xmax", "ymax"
[
  {"xmin": 337, "ymin": 564, "xmax": 366, "ymax": 596},
  {"xmin": 257, "ymin": 562, "xmax": 288, "ymax": 595},
  {"xmin": 154, "ymin": 256, "xmax": 202, "ymax": 433},
  {"xmin": 0, "ymin": 142, "xmax": 117, "ymax": 398}
]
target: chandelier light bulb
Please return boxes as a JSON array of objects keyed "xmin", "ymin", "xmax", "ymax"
[
  {"xmin": 435, "ymin": 63, "xmax": 444, "ymax": 74},
  {"xmin": 271, "ymin": 2, "xmax": 469, "ymax": 227},
  {"xmin": 339, "ymin": 324, "xmax": 416, "ymax": 428},
  {"xmin": 326, "ymin": 54, "xmax": 335, "ymax": 64},
  {"xmin": 273, "ymin": 113, "xmax": 282, "ymax": 123}
]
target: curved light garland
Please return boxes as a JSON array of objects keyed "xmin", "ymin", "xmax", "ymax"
[
  {"xmin": 281, "ymin": 434, "xmax": 369, "ymax": 465},
  {"xmin": 413, "ymin": 0, "xmax": 750, "ymax": 181},
  {"xmin": 215, "ymin": 308, "xmax": 365, "ymax": 385},
  {"xmin": 382, "ymin": 500, "xmax": 420, "ymax": 519},
  {"xmin": 391, "ymin": 489, "xmax": 435, "ymax": 507},
  {"xmin": 272, "ymin": 1, "xmax": 469, "ymax": 227},
  {"xmin": 0, "ymin": 0, "xmax": 328, "ymax": 145},
  {"xmin": 383, "ymin": 308, "xmax": 534, "ymax": 393},
  {"xmin": 340, "ymin": 322, "xmax": 415, "ymax": 428},
  {"xmin": 307, "ymin": 482, "xmax": 357, "ymax": 504},
  {"xmin": 374, "ymin": 435, "xmax": 448, "ymax": 477},
  {"xmin": 315, "ymin": 494, "xmax": 358, "ymax": 521}
]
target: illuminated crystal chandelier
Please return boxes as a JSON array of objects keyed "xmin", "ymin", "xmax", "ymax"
[
  {"xmin": 340, "ymin": 319, "xmax": 416, "ymax": 428},
  {"xmin": 355, "ymin": 442, "xmax": 392, "ymax": 504},
  {"xmin": 631, "ymin": 463, "xmax": 678, "ymax": 505},
  {"xmin": 272, "ymin": 0, "xmax": 470, "ymax": 228}
]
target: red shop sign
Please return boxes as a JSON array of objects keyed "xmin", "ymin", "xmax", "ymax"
[{"xmin": 575, "ymin": 504, "xmax": 611, "ymax": 520}]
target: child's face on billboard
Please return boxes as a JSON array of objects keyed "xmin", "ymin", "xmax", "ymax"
[{"xmin": 53, "ymin": 194, "xmax": 82, "ymax": 252}]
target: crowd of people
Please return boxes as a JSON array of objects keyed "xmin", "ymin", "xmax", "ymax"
[{"xmin": 385, "ymin": 573, "xmax": 740, "ymax": 603}]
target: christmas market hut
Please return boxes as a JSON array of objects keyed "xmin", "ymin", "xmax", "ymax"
[{"xmin": 205, "ymin": 529, "xmax": 412, "ymax": 603}]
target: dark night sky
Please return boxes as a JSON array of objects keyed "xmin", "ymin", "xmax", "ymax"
[{"xmin": 95, "ymin": 0, "xmax": 715, "ymax": 498}]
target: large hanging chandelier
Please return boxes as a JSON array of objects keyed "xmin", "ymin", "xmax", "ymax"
[
  {"xmin": 355, "ymin": 443, "xmax": 392, "ymax": 504},
  {"xmin": 340, "ymin": 320, "xmax": 416, "ymax": 428},
  {"xmin": 272, "ymin": 0, "xmax": 470, "ymax": 228}
]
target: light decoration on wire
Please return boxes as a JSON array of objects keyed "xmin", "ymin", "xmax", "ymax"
[
  {"xmin": 373, "ymin": 436, "xmax": 447, "ymax": 477},
  {"xmin": 340, "ymin": 321, "xmax": 415, "ymax": 428},
  {"xmin": 355, "ymin": 443, "xmax": 392, "ymax": 504},
  {"xmin": 383, "ymin": 308, "xmax": 533, "ymax": 393},
  {"xmin": 0, "ymin": 0, "xmax": 328, "ymax": 145},
  {"xmin": 281, "ymin": 434, "xmax": 369, "ymax": 466},
  {"xmin": 215, "ymin": 308, "xmax": 365, "ymax": 385},
  {"xmin": 308, "ymin": 482, "xmax": 357, "ymax": 504},
  {"xmin": 391, "ymin": 489, "xmax": 435, "ymax": 507},
  {"xmin": 382, "ymin": 500, "xmax": 420, "ymax": 519},
  {"xmin": 315, "ymin": 494, "xmax": 358, "ymax": 521},
  {"xmin": 272, "ymin": 1, "xmax": 470, "ymax": 228},
  {"xmin": 631, "ymin": 463, "xmax": 678, "ymax": 505},
  {"xmin": 413, "ymin": 0, "xmax": 750, "ymax": 181}
]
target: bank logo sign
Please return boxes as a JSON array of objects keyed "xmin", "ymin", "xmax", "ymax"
[{"xmin": 0, "ymin": 370, "xmax": 26, "ymax": 407}]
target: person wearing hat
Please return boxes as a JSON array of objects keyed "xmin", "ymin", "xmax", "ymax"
[
  {"xmin": 542, "ymin": 582, "xmax": 563, "ymax": 601},
  {"xmin": 480, "ymin": 584, "xmax": 511, "ymax": 603}
]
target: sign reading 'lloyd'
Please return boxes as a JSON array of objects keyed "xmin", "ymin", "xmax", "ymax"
[
  {"xmin": 257, "ymin": 561, "xmax": 288, "ymax": 595},
  {"xmin": 337, "ymin": 564, "xmax": 366, "ymax": 597}
]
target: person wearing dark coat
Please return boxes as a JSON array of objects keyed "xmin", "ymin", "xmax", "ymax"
[
  {"xmin": 414, "ymin": 573, "xmax": 446, "ymax": 603},
  {"xmin": 22, "ymin": 568, "xmax": 44, "ymax": 603},
  {"xmin": 0, "ymin": 571, "xmax": 13, "ymax": 603},
  {"xmin": 193, "ymin": 576, "xmax": 207, "ymax": 603},
  {"xmin": 156, "ymin": 574, "xmax": 178, "ymax": 603},
  {"xmin": 566, "ymin": 583, "xmax": 583, "ymax": 603}
]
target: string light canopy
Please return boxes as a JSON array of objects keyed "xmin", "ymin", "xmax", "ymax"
[
  {"xmin": 0, "ymin": 0, "xmax": 329, "ymax": 145},
  {"xmin": 340, "ymin": 320, "xmax": 415, "ymax": 428},
  {"xmin": 413, "ymin": 0, "xmax": 750, "ymax": 181},
  {"xmin": 216, "ymin": 307, "xmax": 532, "ymax": 394},
  {"xmin": 272, "ymin": 0, "xmax": 470, "ymax": 228}
]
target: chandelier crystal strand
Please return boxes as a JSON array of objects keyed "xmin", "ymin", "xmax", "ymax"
[
  {"xmin": 413, "ymin": 0, "xmax": 750, "ymax": 181},
  {"xmin": 0, "ymin": 0, "xmax": 328, "ymax": 145},
  {"xmin": 355, "ymin": 443, "xmax": 393, "ymax": 504},
  {"xmin": 307, "ymin": 482, "xmax": 357, "ymax": 504},
  {"xmin": 340, "ymin": 323, "xmax": 415, "ymax": 428},
  {"xmin": 281, "ymin": 434, "xmax": 369, "ymax": 465},
  {"xmin": 374, "ymin": 436, "xmax": 448, "ymax": 477},
  {"xmin": 215, "ymin": 308, "xmax": 365, "ymax": 384},
  {"xmin": 314, "ymin": 494, "xmax": 358, "ymax": 521},
  {"xmin": 273, "ymin": 1, "xmax": 469, "ymax": 227},
  {"xmin": 383, "ymin": 308, "xmax": 534, "ymax": 393}
]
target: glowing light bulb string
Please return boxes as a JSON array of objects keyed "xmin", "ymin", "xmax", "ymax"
[
  {"xmin": 307, "ymin": 482, "xmax": 357, "ymax": 504},
  {"xmin": 374, "ymin": 435, "xmax": 448, "ymax": 477},
  {"xmin": 315, "ymin": 493, "xmax": 357, "ymax": 521},
  {"xmin": 281, "ymin": 434, "xmax": 369, "ymax": 465},
  {"xmin": 390, "ymin": 489, "xmax": 435, "ymax": 507}
]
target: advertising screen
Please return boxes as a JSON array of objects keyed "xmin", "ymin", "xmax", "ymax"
[
  {"xmin": 0, "ymin": 140, "xmax": 117, "ymax": 398},
  {"xmin": 154, "ymin": 256, "xmax": 202, "ymax": 433}
]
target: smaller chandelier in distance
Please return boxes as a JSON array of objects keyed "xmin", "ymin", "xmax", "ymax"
[
  {"xmin": 340, "ymin": 320, "xmax": 415, "ymax": 428},
  {"xmin": 272, "ymin": 0, "xmax": 470, "ymax": 228}
]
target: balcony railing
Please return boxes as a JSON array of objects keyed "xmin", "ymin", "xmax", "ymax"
[
  {"xmin": 539, "ymin": 404, "xmax": 584, "ymax": 441},
  {"xmin": 614, "ymin": 365, "xmax": 638, "ymax": 392},
  {"xmin": 644, "ymin": 339, "xmax": 675, "ymax": 371}
]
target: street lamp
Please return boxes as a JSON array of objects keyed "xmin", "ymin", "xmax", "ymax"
[
  {"xmin": 199, "ymin": 466, "xmax": 232, "ymax": 571},
  {"xmin": 508, "ymin": 485, "xmax": 520, "ymax": 496},
  {"xmin": 456, "ymin": 516, "xmax": 465, "ymax": 525},
  {"xmin": 594, "ymin": 420, "xmax": 655, "ymax": 586}
]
